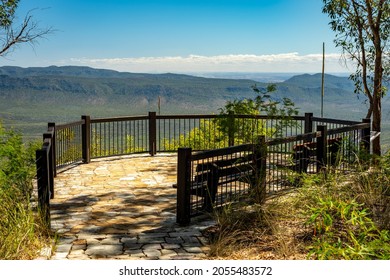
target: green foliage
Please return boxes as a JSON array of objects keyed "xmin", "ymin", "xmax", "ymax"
[
  {"xmin": 306, "ymin": 198, "xmax": 390, "ymax": 260},
  {"xmin": 0, "ymin": 121, "xmax": 50, "ymax": 259},
  {"xmin": 0, "ymin": 0, "xmax": 18, "ymax": 27},
  {"xmin": 161, "ymin": 85, "xmax": 299, "ymax": 150},
  {"xmin": 0, "ymin": 122, "xmax": 37, "ymax": 198},
  {"xmin": 322, "ymin": 0, "xmax": 389, "ymax": 96},
  {"xmin": 322, "ymin": 0, "xmax": 389, "ymax": 155},
  {"xmin": 288, "ymin": 156, "xmax": 390, "ymax": 260},
  {"xmin": 161, "ymin": 120, "xmax": 228, "ymax": 150},
  {"xmin": 218, "ymin": 84, "xmax": 299, "ymax": 140}
]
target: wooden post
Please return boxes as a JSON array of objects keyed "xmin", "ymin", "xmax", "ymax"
[
  {"xmin": 176, "ymin": 148, "xmax": 192, "ymax": 225},
  {"xmin": 36, "ymin": 147, "xmax": 51, "ymax": 228},
  {"xmin": 82, "ymin": 115, "xmax": 91, "ymax": 163},
  {"xmin": 304, "ymin": 113, "xmax": 313, "ymax": 134},
  {"xmin": 48, "ymin": 122, "xmax": 56, "ymax": 177},
  {"xmin": 316, "ymin": 125, "xmax": 328, "ymax": 172},
  {"xmin": 228, "ymin": 112, "xmax": 235, "ymax": 146},
  {"xmin": 43, "ymin": 131, "xmax": 55, "ymax": 199},
  {"xmin": 203, "ymin": 164, "xmax": 219, "ymax": 212},
  {"xmin": 149, "ymin": 112, "xmax": 157, "ymax": 156}
]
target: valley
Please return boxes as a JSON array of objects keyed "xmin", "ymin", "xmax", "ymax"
[{"xmin": 0, "ymin": 65, "xmax": 389, "ymax": 150}]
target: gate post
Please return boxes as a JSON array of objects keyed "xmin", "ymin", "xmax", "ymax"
[
  {"xmin": 149, "ymin": 112, "xmax": 157, "ymax": 156},
  {"xmin": 176, "ymin": 148, "xmax": 192, "ymax": 225}
]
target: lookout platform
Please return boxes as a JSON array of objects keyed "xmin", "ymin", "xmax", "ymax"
[{"xmin": 48, "ymin": 153, "xmax": 214, "ymax": 260}]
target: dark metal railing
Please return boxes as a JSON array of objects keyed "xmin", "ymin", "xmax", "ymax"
[
  {"xmin": 51, "ymin": 113, "xmax": 308, "ymax": 171},
  {"xmin": 176, "ymin": 119, "xmax": 371, "ymax": 224},
  {"xmin": 36, "ymin": 111, "xmax": 371, "ymax": 226}
]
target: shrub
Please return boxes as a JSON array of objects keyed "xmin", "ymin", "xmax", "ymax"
[
  {"xmin": 306, "ymin": 198, "xmax": 390, "ymax": 260},
  {"xmin": 0, "ymin": 122, "xmax": 51, "ymax": 259}
]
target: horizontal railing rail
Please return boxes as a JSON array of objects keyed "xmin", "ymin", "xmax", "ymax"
[{"xmin": 46, "ymin": 112, "xmax": 371, "ymax": 172}]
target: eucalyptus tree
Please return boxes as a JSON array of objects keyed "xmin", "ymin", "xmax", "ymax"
[{"xmin": 322, "ymin": 0, "xmax": 389, "ymax": 156}]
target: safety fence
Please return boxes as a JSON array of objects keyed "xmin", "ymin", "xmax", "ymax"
[
  {"xmin": 35, "ymin": 112, "xmax": 371, "ymax": 225},
  {"xmin": 175, "ymin": 119, "xmax": 371, "ymax": 224}
]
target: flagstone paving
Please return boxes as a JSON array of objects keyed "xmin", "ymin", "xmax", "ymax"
[{"xmin": 47, "ymin": 153, "xmax": 215, "ymax": 260}]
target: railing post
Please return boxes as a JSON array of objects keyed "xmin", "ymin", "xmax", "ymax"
[
  {"xmin": 254, "ymin": 136, "xmax": 267, "ymax": 204},
  {"xmin": 228, "ymin": 112, "xmax": 235, "ymax": 146},
  {"xmin": 82, "ymin": 115, "xmax": 91, "ymax": 163},
  {"xmin": 149, "ymin": 112, "xmax": 157, "ymax": 156},
  {"xmin": 361, "ymin": 118, "xmax": 371, "ymax": 154},
  {"xmin": 48, "ymin": 122, "xmax": 56, "ymax": 176},
  {"xmin": 316, "ymin": 125, "xmax": 328, "ymax": 172},
  {"xmin": 43, "ymin": 131, "xmax": 55, "ymax": 199},
  {"xmin": 304, "ymin": 113, "xmax": 313, "ymax": 134},
  {"xmin": 176, "ymin": 148, "xmax": 192, "ymax": 225},
  {"xmin": 36, "ymin": 147, "xmax": 51, "ymax": 228}
]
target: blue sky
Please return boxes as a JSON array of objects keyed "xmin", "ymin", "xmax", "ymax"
[{"xmin": 0, "ymin": 0, "xmax": 351, "ymax": 73}]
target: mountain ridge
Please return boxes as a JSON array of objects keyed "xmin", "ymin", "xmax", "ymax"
[{"xmin": 0, "ymin": 65, "xmax": 387, "ymax": 142}]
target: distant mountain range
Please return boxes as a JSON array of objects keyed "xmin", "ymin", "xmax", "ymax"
[{"xmin": 0, "ymin": 65, "xmax": 388, "ymax": 145}]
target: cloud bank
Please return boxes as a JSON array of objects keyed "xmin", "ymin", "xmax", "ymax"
[{"xmin": 67, "ymin": 52, "xmax": 350, "ymax": 73}]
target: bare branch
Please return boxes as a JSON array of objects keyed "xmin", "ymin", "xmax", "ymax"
[{"xmin": 0, "ymin": 11, "xmax": 53, "ymax": 57}]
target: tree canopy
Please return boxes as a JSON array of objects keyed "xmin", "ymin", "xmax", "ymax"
[{"xmin": 322, "ymin": 0, "xmax": 389, "ymax": 156}]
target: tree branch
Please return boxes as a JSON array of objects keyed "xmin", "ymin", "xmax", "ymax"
[{"xmin": 0, "ymin": 11, "xmax": 52, "ymax": 57}]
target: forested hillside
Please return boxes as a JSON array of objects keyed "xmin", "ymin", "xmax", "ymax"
[{"xmin": 0, "ymin": 66, "xmax": 388, "ymax": 147}]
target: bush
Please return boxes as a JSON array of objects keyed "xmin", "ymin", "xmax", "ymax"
[{"xmin": 0, "ymin": 122, "xmax": 51, "ymax": 259}]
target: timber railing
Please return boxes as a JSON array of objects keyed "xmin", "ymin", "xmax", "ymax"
[{"xmin": 35, "ymin": 112, "xmax": 371, "ymax": 225}]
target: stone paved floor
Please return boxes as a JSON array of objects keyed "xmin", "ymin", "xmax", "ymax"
[{"xmin": 48, "ymin": 153, "xmax": 215, "ymax": 260}]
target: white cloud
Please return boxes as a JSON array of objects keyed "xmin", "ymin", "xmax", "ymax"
[{"xmin": 67, "ymin": 53, "xmax": 350, "ymax": 73}]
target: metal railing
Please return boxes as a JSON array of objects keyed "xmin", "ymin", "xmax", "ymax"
[
  {"xmin": 175, "ymin": 119, "xmax": 371, "ymax": 224},
  {"xmin": 48, "ymin": 112, "xmax": 312, "ymax": 172},
  {"xmin": 36, "ymin": 111, "xmax": 371, "ymax": 226}
]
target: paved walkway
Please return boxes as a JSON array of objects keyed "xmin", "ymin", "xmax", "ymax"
[{"xmin": 48, "ymin": 153, "xmax": 215, "ymax": 260}]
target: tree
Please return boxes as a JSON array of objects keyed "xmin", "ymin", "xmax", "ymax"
[
  {"xmin": 322, "ymin": 0, "xmax": 389, "ymax": 156},
  {"xmin": 218, "ymin": 84, "xmax": 299, "ymax": 143},
  {"xmin": 0, "ymin": 0, "xmax": 52, "ymax": 57}
]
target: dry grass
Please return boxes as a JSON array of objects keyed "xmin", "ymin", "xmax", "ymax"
[
  {"xmin": 204, "ymin": 192, "xmax": 313, "ymax": 260},
  {"xmin": 203, "ymin": 162, "xmax": 390, "ymax": 260}
]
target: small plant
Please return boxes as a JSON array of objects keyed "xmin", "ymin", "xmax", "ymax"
[{"xmin": 306, "ymin": 198, "xmax": 390, "ymax": 259}]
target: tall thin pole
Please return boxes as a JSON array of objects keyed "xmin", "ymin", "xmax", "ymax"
[{"xmin": 321, "ymin": 42, "xmax": 325, "ymax": 118}]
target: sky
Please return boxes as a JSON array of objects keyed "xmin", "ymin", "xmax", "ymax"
[{"xmin": 0, "ymin": 0, "xmax": 353, "ymax": 74}]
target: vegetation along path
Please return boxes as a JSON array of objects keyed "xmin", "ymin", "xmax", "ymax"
[{"xmin": 48, "ymin": 153, "xmax": 214, "ymax": 260}]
